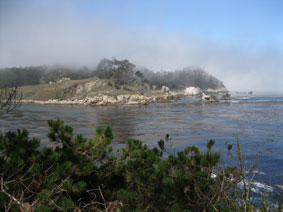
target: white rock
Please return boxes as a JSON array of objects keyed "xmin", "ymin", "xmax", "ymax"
[
  {"xmin": 206, "ymin": 88, "xmax": 215, "ymax": 93},
  {"xmin": 185, "ymin": 87, "xmax": 202, "ymax": 96},
  {"xmin": 161, "ymin": 86, "xmax": 170, "ymax": 93}
]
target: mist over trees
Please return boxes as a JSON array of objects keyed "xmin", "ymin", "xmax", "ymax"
[
  {"xmin": 94, "ymin": 58, "xmax": 225, "ymax": 90},
  {"xmin": 95, "ymin": 58, "xmax": 144, "ymax": 85},
  {"xmin": 0, "ymin": 58, "xmax": 226, "ymax": 90},
  {"xmin": 139, "ymin": 67, "xmax": 225, "ymax": 90},
  {"xmin": 0, "ymin": 65, "xmax": 93, "ymax": 87}
]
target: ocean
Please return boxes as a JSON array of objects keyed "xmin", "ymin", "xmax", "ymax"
[{"xmin": 1, "ymin": 92, "xmax": 283, "ymax": 203}]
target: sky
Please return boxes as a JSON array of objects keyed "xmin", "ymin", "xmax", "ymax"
[{"xmin": 0, "ymin": 0, "xmax": 282, "ymax": 92}]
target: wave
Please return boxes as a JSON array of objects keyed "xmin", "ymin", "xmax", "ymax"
[
  {"xmin": 251, "ymin": 170, "xmax": 266, "ymax": 175},
  {"xmin": 211, "ymin": 170, "xmax": 279, "ymax": 195},
  {"xmin": 251, "ymin": 182, "xmax": 274, "ymax": 193},
  {"xmin": 275, "ymin": 184, "xmax": 283, "ymax": 190}
]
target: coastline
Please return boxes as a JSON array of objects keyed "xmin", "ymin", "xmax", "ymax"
[{"xmin": 21, "ymin": 92, "xmax": 183, "ymax": 106}]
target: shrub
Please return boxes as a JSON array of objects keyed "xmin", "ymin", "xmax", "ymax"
[
  {"xmin": 0, "ymin": 120, "xmax": 278, "ymax": 211},
  {"xmin": 123, "ymin": 86, "xmax": 132, "ymax": 92}
]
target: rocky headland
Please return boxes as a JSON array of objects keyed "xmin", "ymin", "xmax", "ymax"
[
  {"xmin": 3, "ymin": 58, "xmax": 229, "ymax": 105},
  {"xmin": 19, "ymin": 77, "xmax": 183, "ymax": 106}
]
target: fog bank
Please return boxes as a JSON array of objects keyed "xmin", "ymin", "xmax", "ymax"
[{"xmin": 0, "ymin": 0, "xmax": 282, "ymax": 92}]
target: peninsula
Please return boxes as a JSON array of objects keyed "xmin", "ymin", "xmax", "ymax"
[{"xmin": 1, "ymin": 58, "xmax": 228, "ymax": 105}]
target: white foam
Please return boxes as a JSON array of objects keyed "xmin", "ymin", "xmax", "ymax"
[
  {"xmin": 211, "ymin": 173, "xmax": 217, "ymax": 178},
  {"xmin": 275, "ymin": 184, "xmax": 283, "ymax": 190},
  {"xmin": 241, "ymin": 97, "xmax": 250, "ymax": 100},
  {"xmin": 251, "ymin": 170, "xmax": 266, "ymax": 175},
  {"xmin": 252, "ymin": 182, "xmax": 274, "ymax": 192},
  {"xmin": 237, "ymin": 180, "xmax": 274, "ymax": 194}
]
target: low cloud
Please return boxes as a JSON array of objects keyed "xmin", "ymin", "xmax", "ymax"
[{"xmin": 0, "ymin": 1, "xmax": 282, "ymax": 92}]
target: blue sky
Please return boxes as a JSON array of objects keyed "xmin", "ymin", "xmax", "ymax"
[
  {"xmin": 0, "ymin": 0, "xmax": 282, "ymax": 91},
  {"xmin": 69, "ymin": 0, "xmax": 283, "ymax": 43}
]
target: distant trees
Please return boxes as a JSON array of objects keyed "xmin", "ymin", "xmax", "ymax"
[
  {"xmin": 0, "ymin": 66, "xmax": 93, "ymax": 88},
  {"xmin": 95, "ymin": 58, "xmax": 144, "ymax": 85},
  {"xmin": 134, "ymin": 70, "xmax": 144, "ymax": 80},
  {"xmin": 94, "ymin": 58, "xmax": 226, "ymax": 90},
  {"xmin": 109, "ymin": 59, "xmax": 136, "ymax": 85},
  {"xmin": 0, "ymin": 66, "xmax": 47, "ymax": 87},
  {"xmin": 140, "ymin": 67, "xmax": 225, "ymax": 90},
  {"xmin": 0, "ymin": 58, "xmax": 226, "ymax": 91}
]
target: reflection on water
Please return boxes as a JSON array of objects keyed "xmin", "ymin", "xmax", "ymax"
[{"xmin": 1, "ymin": 94, "xmax": 283, "ymax": 197}]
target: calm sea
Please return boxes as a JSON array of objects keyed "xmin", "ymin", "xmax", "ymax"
[{"xmin": 1, "ymin": 93, "xmax": 283, "ymax": 202}]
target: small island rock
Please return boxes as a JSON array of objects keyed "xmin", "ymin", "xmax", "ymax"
[
  {"xmin": 201, "ymin": 93, "xmax": 219, "ymax": 102},
  {"xmin": 220, "ymin": 93, "xmax": 231, "ymax": 100}
]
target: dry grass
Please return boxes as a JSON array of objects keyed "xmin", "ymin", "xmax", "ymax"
[{"xmin": 19, "ymin": 77, "xmax": 151, "ymax": 100}]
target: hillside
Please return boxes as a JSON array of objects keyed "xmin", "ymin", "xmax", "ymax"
[
  {"xmin": 0, "ymin": 58, "xmax": 227, "ymax": 92},
  {"xmin": 20, "ymin": 77, "xmax": 150, "ymax": 101},
  {"xmin": 1, "ymin": 58, "xmax": 228, "ymax": 105}
]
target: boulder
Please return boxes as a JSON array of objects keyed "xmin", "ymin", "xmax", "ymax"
[
  {"xmin": 85, "ymin": 81, "xmax": 96, "ymax": 92},
  {"xmin": 205, "ymin": 88, "xmax": 215, "ymax": 93},
  {"xmin": 117, "ymin": 95, "xmax": 129, "ymax": 103},
  {"xmin": 127, "ymin": 95, "xmax": 149, "ymax": 105},
  {"xmin": 76, "ymin": 85, "xmax": 84, "ymax": 94},
  {"xmin": 184, "ymin": 87, "xmax": 202, "ymax": 96},
  {"xmin": 205, "ymin": 87, "xmax": 229, "ymax": 93},
  {"xmin": 105, "ymin": 96, "xmax": 117, "ymax": 104},
  {"xmin": 220, "ymin": 93, "xmax": 231, "ymax": 100},
  {"xmin": 201, "ymin": 93, "xmax": 219, "ymax": 102},
  {"xmin": 152, "ymin": 85, "xmax": 157, "ymax": 90},
  {"xmin": 161, "ymin": 85, "xmax": 170, "ymax": 93}
]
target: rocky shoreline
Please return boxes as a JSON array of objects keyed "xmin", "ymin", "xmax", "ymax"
[
  {"xmin": 21, "ymin": 92, "xmax": 182, "ymax": 106},
  {"xmin": 20, "ymin": 83, "xmax": 230, "ymax": 106}
]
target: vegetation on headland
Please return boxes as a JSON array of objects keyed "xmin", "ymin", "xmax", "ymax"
[
  {"xmin": 0, "ymin": 58, "xmax": 227, "ymax": 103},
  {"xmin": 0, "ymin": 120, "xmax": 281, "ymax": 211}
]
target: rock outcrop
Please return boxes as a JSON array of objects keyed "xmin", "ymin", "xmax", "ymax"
[
  {"xmin": 22, "ymin": 93, "xmax": 179, "ymax": 106},
  {"xmin": 184, "ymin": 87, "xmax": 202, "ymax": 96},
  {"xmin": 201, "ymin": 93, "xmax": 219, "ymax": 102},
  {"xmin": 205, "ymin": 87, "xmax": 229, "ymax": 94},
  {"xmin": 161, "ymin": 86, "xmax": 170, "ymax": 93},
  {"xmin": 220, "ymin": 93, "xmax": 231, "ymax": 100}
]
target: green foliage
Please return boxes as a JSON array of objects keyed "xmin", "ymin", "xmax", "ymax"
[
  {"xmin": 107, "ymin": 81, "xmax": 113, "ymax": 87},
  {"xmin": 0, "ymin": 59, "xmax": 226, "ymax": 92},
  {"xmin": 0, "ymin": 120, "xmax": 278, "ymax": 211},
  {"xmin": 95, "ymin": 58, "xmax": 138, "ymax": 86},
  {"xmin": 140, "ymin": 67, "xmax": 225, "ymax": 90},
  {"xmin": 123, "ymin": 86, "xmax": 133, "ymax": 92}
]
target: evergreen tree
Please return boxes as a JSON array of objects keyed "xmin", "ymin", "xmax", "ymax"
[{"xmin": 0, "ymin": 120, "xmax": 276, "ymax": 211}]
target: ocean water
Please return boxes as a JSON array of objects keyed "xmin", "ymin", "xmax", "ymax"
[{"xmin": 1, "ymin": 93, "xmax": 283, "ymax": 203}]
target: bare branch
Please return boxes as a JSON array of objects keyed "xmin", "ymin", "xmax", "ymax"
[{"xmin": 0, "ymin": 85, "xmax": 22, "ymax": 114}]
